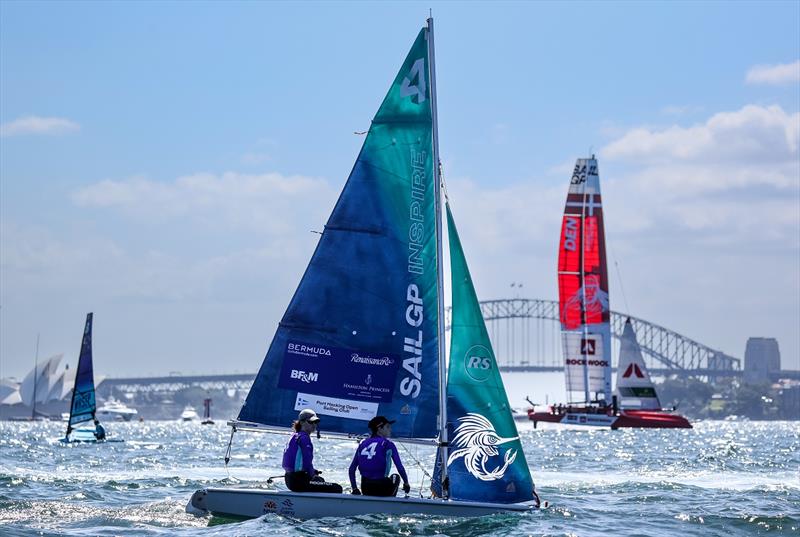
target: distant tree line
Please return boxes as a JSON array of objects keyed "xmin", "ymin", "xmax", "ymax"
[{"xmin": 657, "ymin": 377, "xmax": 799, "ymax": 420}]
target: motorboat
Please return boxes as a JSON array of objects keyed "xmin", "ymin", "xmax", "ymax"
[
  {"xmin": 180, "ymin": 405, "xmax": 199, "ymax": 421},
  {"xmin": 96, "ymin": 398, "xmax": 138, "ymax": 422}
]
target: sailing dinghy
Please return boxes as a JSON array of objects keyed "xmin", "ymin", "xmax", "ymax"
[
  {"xmin": 528, "ymin": 158, "xmax": 690, "ymax": 429},
  {"xmin": 61, "ymin": 313, "xmax": 122, "ymax": 443},
  {"xmin": 187, "ymin": 17, "xmax": 540, "ymax": 520}
]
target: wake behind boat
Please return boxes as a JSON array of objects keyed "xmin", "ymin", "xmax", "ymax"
[
  {"xmin": 528, "ymin": 158, "xmax": 690, "ymax": 430},
  {"xmin": 187, "ymin": 17, "xmax": 540, "ymax": 521}
]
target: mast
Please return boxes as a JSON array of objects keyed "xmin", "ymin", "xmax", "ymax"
[
  {"xmin": 580, "ymin": 187, "xmax": 590, "ymax": 404},
  {"xmin": 31, "ymin": 334, "xmax": 40, "ymax": 419},
  {"xmin": 427, "ymin": 15, "xmax": 449, "ymax": 498}
]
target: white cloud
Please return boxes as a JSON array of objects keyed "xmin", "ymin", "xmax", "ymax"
[
  {"xmin": 602, "ymin": 105, "xmax": 798, "ymax": 166},
  {"xmin": 597, "ymin": 105, "xmax": 799, "ymax": 241},
  {"xmin": 0, "ymin": 116, "xmax": 80, "ymax": 137},
  {"xmin": 746, "ymin": 60, "xmax": 800, "ymax": 85},
  {"xmin": 72, "ymin": 171, "xmax": 337, "ymax": 234}
]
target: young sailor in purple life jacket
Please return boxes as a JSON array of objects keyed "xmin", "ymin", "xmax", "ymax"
[
  {"xmin": 282, "ymin": 408, "xmax": 343, "ymax": 494},
  {"xmin": 348, "ymin": 416, "xmax": 411, "ymax": 497}
]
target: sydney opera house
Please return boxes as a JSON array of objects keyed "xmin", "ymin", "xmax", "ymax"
[{"xmin": 0, "ymin": 354, "xmax": 104, "ymax": 420}]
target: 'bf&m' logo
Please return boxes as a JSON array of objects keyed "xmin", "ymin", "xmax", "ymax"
[
  {"xmin": 290, "ymin": 370, "xmax": 318, "ymax": 383},
  {"xmin": 464, "ymin": 345, "xmax": 493, "ymax": 382}
]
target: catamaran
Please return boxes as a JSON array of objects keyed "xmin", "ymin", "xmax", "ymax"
[
  {"xmin": 527, "ymin": 158, "xmax": 691, "ymax": 429},
  {"xmin": 187, "ymin": 17, "xmax": 540, "ymax": 520},
  {"xmin": 62, "ymin": 313, "xmax": 123, "ymax": 443}
]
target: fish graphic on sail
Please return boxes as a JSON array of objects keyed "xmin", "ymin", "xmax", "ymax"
[
  {"xmin": 237, "ymin": 26, "xmax": 440, "ymax": 439},
  {"xmin": 615, "ymin": 319, "xmax": 662, "ymax": 410},
  {"xmin": 431, "ymin": 204, "xmax": 535, "ymax": 503},
  {"xmin": 558, "ymin": 157, "xmax": 612, "ymax": 404}
]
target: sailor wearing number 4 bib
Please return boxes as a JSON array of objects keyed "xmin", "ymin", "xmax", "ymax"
[{"xmin": 348, "ymin": 416, "xmax": 411, "ymax": 496}]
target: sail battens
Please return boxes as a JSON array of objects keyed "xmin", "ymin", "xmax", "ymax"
[
  {"xmin": 323, "ymin": 225, "xmax": 386, "ymax": 236},
  {"xmin": 276, "ymin": 322, "xmax": 340, "ymax": 334},
  {"xmin": 371, "ymin": 117, "xmax": 431, "ymax": 125}
]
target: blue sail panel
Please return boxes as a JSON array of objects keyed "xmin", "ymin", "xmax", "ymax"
[
  {"xmin": 68, "ymin": 312, "xmax": 96, "ymax": 428},
  {"xmin": 239, "ymin": 27, "xmax": 440, "ymax": 440},
  {"xmin": 431, "ymin": 205, "xmax": 535, "ymax": 503}
]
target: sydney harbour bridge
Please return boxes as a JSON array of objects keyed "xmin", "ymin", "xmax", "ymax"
[
  {"xmin": 99, "ymin": 298, "xmax": 742, "ymax": 398},
  {"xmin": 463, "ymin": 299, "xmax": 740, "ymax": 377}
]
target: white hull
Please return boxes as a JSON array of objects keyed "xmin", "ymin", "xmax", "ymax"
[
  {"xmin": 561, "ymin": 413, "xmax": 617, "ymax": 427},
  {"xmin": 180, "ymin": 406, "xmax": 199, "ymax": 421},
  {"xmin": 96, "ymin": 403, "xmax": 138, "ymax": 422},
  {"xmin": 187, "ymin": 487, "xmax": 538, "ymax": 519},
  {"xmin": 60, "ymin": 428, "xmax": 124, "ymax": 443},
  {"xmin": 96, "ymin": 410, "xmax": 137, "ymax": 422}
]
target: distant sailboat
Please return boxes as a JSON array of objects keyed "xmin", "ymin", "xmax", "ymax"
[
  {"xmin": 201, "ymin": 398, "xmax": 214, "ymax": 425},
  {"xmin": 187, "ymin": 17, "xmax": 540, "ymax": 520},
  {"xmin": 62, "ymin": 313, "xmax": 122, "ymax": 443},
  {"xmin": 19, "ymin": 348, "xmax": 64, "ymax": 419},
  {"xmin": 607, "ymin": 318, "xmax": 692, "ymax": 428},
  {"xmin": 616, "ymin": 319, "xmax": 660, "ymax": 409},
  {"xmin": 528, "ymin": 158, "xmax": 690, "ymax": 429}
]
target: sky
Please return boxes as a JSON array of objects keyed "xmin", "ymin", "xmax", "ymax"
[{"xmin": 1, "ymin": 1, "xmax": 798, "ymax": 381}]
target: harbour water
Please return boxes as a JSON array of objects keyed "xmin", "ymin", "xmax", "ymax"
[{"xmin": 0, "ymin": 420, "xmax": 797, "ymax": 536}]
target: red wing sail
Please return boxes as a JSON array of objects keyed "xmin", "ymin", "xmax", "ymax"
[{"xmin": 558, "ymin": 158, "xmax": 612, "ymax": 403}]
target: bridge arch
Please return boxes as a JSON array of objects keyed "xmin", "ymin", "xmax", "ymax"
[{"xmin": 446, "ymin": 298, "xmax": 740, "ymax": 376}]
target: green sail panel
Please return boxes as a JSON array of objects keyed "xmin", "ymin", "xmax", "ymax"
[
  {"xmin": 432, "ymin": 204, "xmax": 534, "ymax": 503},
  {"xmin": 239, "ymin": 28, "xmax": 440, "ymax": 439}
]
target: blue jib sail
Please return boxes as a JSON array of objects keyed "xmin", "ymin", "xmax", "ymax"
[
  {"xmin": 67, "ymin": 312, "xmax": 97, "ymax": 429},
  {"xmin": 239, "ymin": 27, "xmax": 440, "ymax": 439},
  {"xmin": 431, "ymin": 205, "xmax": 535, "ymax": 503}
]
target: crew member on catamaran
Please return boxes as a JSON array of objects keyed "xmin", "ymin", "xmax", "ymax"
[
  {"xmin": 282, "ymin": 409, "xmax": 343, "ymax": 494},
  {"xmin": 348, "ymin": 416, "xmax": 411, "ymax": 497}
]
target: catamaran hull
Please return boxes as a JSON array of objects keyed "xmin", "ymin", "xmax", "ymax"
[
  {"xmin": 187, "ymin": 488, "xmax": 538, "ymax": 520},
  {"xmin": 528, "ymin": 409, "xmax": 691, "ymax": 429},
  {"xmin": 613, "ymin": 410, "xmax": 692, "ymax": 428}
]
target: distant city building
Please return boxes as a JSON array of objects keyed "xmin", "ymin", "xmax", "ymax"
[
  {"xmin": 744, "ymin": 337, "xmax": 781, "ymax": 384},
  {"xmin": 774, "ymin": 379, "xmax": 800, "ymax": 419}
]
